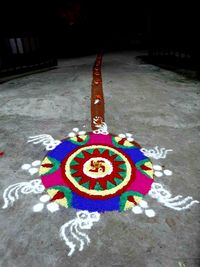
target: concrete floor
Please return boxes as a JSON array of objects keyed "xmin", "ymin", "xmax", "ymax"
[{"xmin": 0, "ymin": 51, "xmax": 199, "ymax": 267}]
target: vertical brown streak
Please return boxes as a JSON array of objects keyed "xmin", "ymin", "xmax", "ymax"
[{"xmin": 91, "ymin": 53, "xmax": 105, "ymax": 130}]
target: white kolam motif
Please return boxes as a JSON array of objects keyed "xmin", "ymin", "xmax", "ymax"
[
  {"xmin": 27, "ymin": 134, "xmax": 61, "ymax": 151},
  {"xmin": 141, "ymin": 146, "xmax": 173, "ymax": 159},
  {"xmin": 149, "ymin": 182, "xmax": 199, "ymax": 211},
  {"xmin": 2, "ymin": 179, "xmax": 45, "ymax": 209},
  {"xmin": 60, "ymin": 210, "xmax": 100, "ymax": 256}
]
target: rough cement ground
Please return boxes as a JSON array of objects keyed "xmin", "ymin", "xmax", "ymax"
[{"xmin": 0, "ymin": 51, "xmax": 199, "ymax": 267}]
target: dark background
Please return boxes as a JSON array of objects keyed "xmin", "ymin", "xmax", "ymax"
[
  {"xmin": 0, "ymin": 1, "xmax": 150, "ymax": 56},
  {"xmin": 0, "ymin": 1, "xmax": 198, "ymax": 56},
  {"xmin": 0, "ymin": 1, "xmax": 199, "ymax": 78}
]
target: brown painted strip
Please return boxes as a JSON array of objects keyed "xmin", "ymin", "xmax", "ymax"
[{"xmin": 91, "ymin": 54, "xmax": 105, "ymax": 131}]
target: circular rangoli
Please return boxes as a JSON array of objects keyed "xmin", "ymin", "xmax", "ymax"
[{"xmin": 39, "ymin": 132, "xmax": 154, "ymax": 212}]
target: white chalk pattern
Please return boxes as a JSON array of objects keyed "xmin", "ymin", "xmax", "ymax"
[
  {"xmin": 27, "ymin": 134, "xmax": 61, "ymax": 151},
  {"xmin": 21, "ymin": 160, "xmax": 41, "ymax": 175},
  {"xmin": 60, "ymin": 210, "xmax": 100, "ymax": 256},
  {"xmin": 132, "ymin": 200, "xmax": 156, "ymax": 217},
  {"xmin": 68, "ymin": 128, "xmax": 86, "ymax": 138},
  {"xmin": 149, "ymin": 182, "xmax": 199, "ymax": 211},
  {"xmin": 118, "ymin": 133, "xmax": 134, "ymax": 142},
  {"xmin": 2, "ymin": 179, "xmax": 45, "ymax": 209},
  {"xmin": 141, "ymin": 146, "xmax": 173, "ymax": 159},
  {"xmin": 33, "ymin": 194, "xmax": 60, "ymax": 213},
  {"xmin": 153, "ymin": 164, "xmax": 173, "ymax": 178}
]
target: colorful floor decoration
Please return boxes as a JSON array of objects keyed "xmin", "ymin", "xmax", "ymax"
[
  {"xmin": 1, "ymin": 54, "xmax": 199, "ymax": 256},
  {"xmin": 2, "ymin": 130, "xmax": 199, "ymax": 256},
  {"xmin": 39, "ymin": 132, "xmax": 153, "ymax": 212}
]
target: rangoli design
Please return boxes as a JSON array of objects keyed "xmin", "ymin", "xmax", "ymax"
[
  {"xmin": 1, "ymin": 54, "xmax": 199, "ymax": 256},
  {"xmin": 39, "ymin": 133, "xmax": 153, "ymax": 212}
]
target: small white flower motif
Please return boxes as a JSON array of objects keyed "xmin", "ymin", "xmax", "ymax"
[
  {"xmin": 132, "ymin": 200, "xmax": 156, "ymax": 218},
  {"xmin": 153, "ymin": 164, "xmax": 173, "ymax": 178},
  {"xmin": 118, "ymin": 133, "xmax": 134, "ymax": 142},
  {"xmin": 32, "ymin": 194, "xmax": 60, "ymax": 213},
  {"xmin": 21, "ymin": 160, "xmax": 41, "ymax": 175},
  {"xmin": 68, "ymin": 128, "xmax": 86, "ymax": 138}
]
